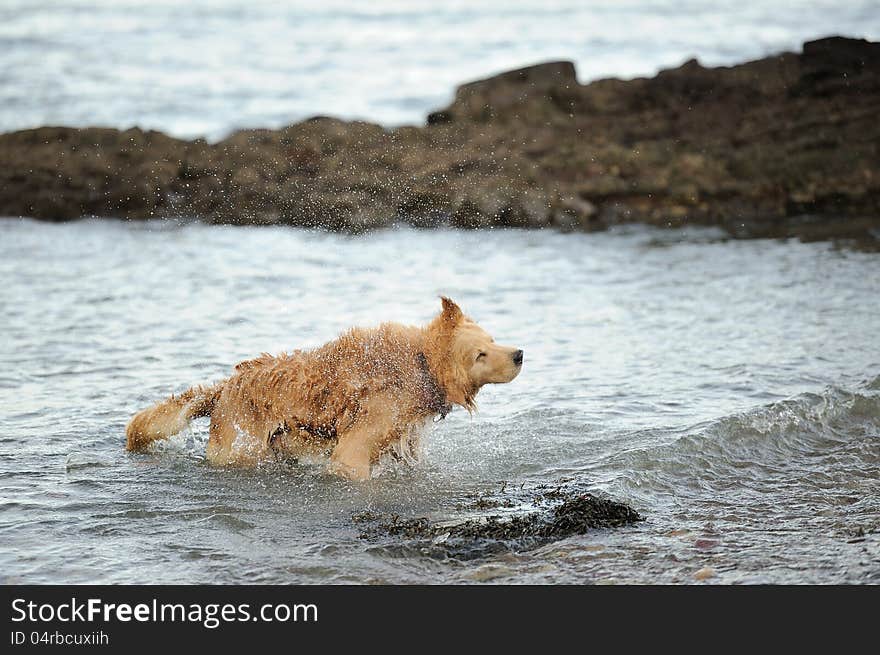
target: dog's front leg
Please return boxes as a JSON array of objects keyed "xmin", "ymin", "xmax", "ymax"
[
  {"xmin": 329, "ymin": 400, "xmax": 398, "ymax": 480},
  {"xmin": 329, "ymin": 432, "xmax": 373, "ymax": 481}
]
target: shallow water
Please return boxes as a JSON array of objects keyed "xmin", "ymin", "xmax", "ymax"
[
  {"xmin": 2, "ymin": 0, "xmax": 879, "ymax": 139},
  {"xmin": 0, "ymin": 218, "xmax": 878, "ymax": 583}
]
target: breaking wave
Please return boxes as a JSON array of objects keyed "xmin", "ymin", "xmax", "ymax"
[{"xmin": 608, "ymin": 376, "xmax": 880, "ymax": 509}]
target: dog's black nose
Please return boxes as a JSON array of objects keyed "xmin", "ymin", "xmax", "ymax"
[{"xmin": 512, "ymin": 349, "xmax": 524, "ymax": 366}]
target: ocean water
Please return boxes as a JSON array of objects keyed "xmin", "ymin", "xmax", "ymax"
[
  {"xmin": 1, "ymin": 0, "xmax": 879, "ymax": 140},
  {"xmin": 0, "ymin": 218, "xmax": 878, "ymax": 584}
]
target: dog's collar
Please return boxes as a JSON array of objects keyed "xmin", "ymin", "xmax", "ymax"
[{"xmin": 416, "ymin": 352, "xmax": 453, "ymax": 420}]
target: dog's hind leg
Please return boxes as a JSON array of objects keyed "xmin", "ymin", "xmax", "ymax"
[{"xmin": 204, "ymin": 413, "xmax": 269, "ymax": 467}]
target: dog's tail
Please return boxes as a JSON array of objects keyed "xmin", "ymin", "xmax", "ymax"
[{"xmin": 126, "ymin": 382, "xmax": 223, "ymax": 451}]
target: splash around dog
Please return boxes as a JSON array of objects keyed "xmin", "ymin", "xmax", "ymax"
[{"xmin": 126, "ymin": 297, "xmax": 523, "ymax": 480}]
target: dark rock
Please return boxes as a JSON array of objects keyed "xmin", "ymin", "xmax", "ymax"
[
  {"xmin": 426, "ymin": 110, "xmax": 452, "ymax": 126},
  {"xmin": 1, "ymin": 37, "xmax": 878, "ymax": 244},
  {"xmin": 355, "ymin": 482, "xmax": 642, "ymax": 560},
  {"xmin": 439, "ymin": 60, "xmax": 578, "ymax": 123},
  {"xmin": 795, "ymin": 37, "xmax": 880, "ymax": 97}
]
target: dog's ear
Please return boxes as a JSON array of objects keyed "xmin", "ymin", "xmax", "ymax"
[{"xmin": 439, "ymin": 296, "xmax": 463, "ymax": 326}]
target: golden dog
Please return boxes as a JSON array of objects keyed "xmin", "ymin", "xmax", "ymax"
[{"xmin": 126, "ymin": 297, "xmax": 523, "ymax": 480}]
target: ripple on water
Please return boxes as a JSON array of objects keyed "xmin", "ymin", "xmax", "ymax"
[{"xmin": 0, "ymin": 220, "xmax": 878, "ymax": 583}]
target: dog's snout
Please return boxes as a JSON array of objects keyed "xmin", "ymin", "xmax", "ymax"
[{"xmin": 512, "ymin": 349, "xmax": 524, "ymax": 366}]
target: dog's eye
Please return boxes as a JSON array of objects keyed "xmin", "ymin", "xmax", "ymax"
[{"xmin": 476, "ymin": 352, "xmax": 487, "ymax": 361}]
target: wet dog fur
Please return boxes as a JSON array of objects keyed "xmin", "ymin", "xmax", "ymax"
[{"xmin": 126, "ymin": 298, "xmax": 523, "ymax": 480}]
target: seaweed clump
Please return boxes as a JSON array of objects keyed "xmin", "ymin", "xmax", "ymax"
[{"xmin": 354, "ymin": 484, "xmax": 642, "ymax": 560}]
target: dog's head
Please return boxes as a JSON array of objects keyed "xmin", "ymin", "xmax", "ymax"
[{"xmin": 427, "ymin": 297, "xmax": 523, "ymax": 410}]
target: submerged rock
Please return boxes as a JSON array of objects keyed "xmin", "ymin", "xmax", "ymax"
[
  {"xmin": 1, "ymin": 37, "xmax": 878, "ymax": 244},
  {"xmin": 354, "ymin": 483, "xmax": 642, "ymax": 560}
]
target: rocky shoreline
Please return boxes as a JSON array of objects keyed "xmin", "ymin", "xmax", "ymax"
[{"xmin": 1, "ymin": 36, "xmax": 878, "ymax": 243}]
